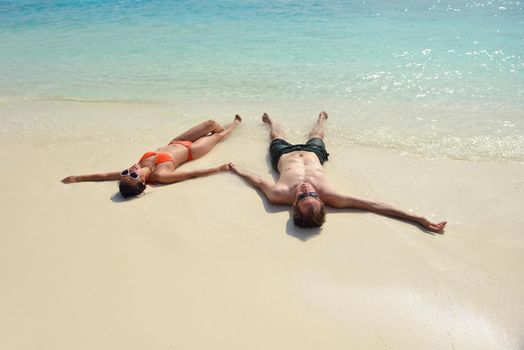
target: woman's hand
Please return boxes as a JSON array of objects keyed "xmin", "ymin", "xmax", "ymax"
[
  {"xmin": 217, "ymin": 163, "xmax": 230, "ymax": 172},
  {"xmin": 61, "ymin": 176, "xmax": 79, "ymax": 184}
]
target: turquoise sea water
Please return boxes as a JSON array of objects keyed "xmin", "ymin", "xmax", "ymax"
[{"xmin": 1, "ymin": 0, "xmax": 523, "ymax": 161}]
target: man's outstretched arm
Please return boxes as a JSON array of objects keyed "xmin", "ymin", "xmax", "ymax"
[
  {"xmin": 228, "ymin": 162, "xmax": 284, "ymax": 204},
  {"xmin": 323, "ymin": 192, "xmax": 447, "ymax": 233}
]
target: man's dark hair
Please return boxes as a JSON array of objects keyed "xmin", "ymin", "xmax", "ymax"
[
  {"xmin": 119, "ymin": 181, "xmax": 146, "ymax": 198},
  {"xmin": 292, "ymin": 202, "xmax": 326, "ymax": 228}
]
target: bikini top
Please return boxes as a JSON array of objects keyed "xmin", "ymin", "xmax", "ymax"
[{"xmin": 139, "ymin": 151, "xmax": 175, "ymax": 165}]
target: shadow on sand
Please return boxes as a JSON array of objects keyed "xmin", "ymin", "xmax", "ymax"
[
  {"xmin": 254, "ymin": 186, "xmax": 321, "ymax": 242},
  {"xmin": 110, "ymin": 182, "xmax": 168, "ymax": 203},
  {"xmin": 110, "ymin": 192, "xmax": 127, "ymax": 202},
  {"xmin": 285, "ymin": 219, "xmax": 321, "ymax": 241}
]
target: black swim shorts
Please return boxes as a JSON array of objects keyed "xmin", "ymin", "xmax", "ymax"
[{"xmin": 269, "ymin": 137, "xmax": 329, "ymax": 172}]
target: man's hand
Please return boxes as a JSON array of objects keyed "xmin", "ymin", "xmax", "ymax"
[
  {"xmin": 61, "ymin": 176, "xmax": 79, "ymax": 184},
  {"xmin": 418, "ymin": 218, "xmax": 447, "ymax": 234},
  {"xmin": 228, "ymin": 162, "xmax": 239, "ymax": 174}
]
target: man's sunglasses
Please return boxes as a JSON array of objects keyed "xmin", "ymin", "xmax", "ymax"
[
  {"xmin": 297, "ymin": 191, "xmax": 320, "ymax": 201},
  {"xmin": 121, "ymin": 168, "xmax": 140, "ymax": 180}
]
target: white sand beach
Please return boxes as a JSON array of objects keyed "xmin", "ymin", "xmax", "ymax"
[{"xmin": 1, "ymin": 99, "xmax": 523, "ymax": 349}]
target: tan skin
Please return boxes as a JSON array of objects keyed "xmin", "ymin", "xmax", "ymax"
[
  {"xmin": 229, "ymin": 112, "xmax": 447, "ymax": 233},
  {"xmin": 62, "ymin": 116, "xmax": 242, "ymax": 187}
]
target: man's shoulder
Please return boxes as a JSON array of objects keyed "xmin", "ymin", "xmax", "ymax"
[
  {"xmin": 272, "ymin": 183, "xmax": 291, "ymax": 195},
  {"xmin": 267, "ymin": 184, "xmax": 293, "ymax": 204}
]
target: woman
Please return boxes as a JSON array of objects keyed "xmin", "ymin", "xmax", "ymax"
[{"xmin": 62, "ymin": 115, "xmax": 241, "ymax": 198}]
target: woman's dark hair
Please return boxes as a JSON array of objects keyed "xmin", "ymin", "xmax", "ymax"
[
  {"xmin": 119, "ymin": 181, "xmax": 146, "ymax": 198},
  {"xmin": 292, "ymin": 203, "xmax": 326, "ymax": 228}
]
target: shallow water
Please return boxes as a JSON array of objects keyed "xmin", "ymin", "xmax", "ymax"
[{"xmin": 1, "ymin": 0, "xmax": 523, "ymax": 161}]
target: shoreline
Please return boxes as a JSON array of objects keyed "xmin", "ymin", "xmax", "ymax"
[{"xmin": 1, "ymin": 97, "xmax": 523, "ymax": 163}]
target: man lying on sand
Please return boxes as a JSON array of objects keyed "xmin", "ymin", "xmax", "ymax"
[{"xmin": 229, "ymin": 112, "xmax": 447, "ymax": 232}]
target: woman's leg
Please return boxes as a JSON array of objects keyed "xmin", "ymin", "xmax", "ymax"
[
  {"xmin": 172, "ymin": 119, "xmax": 225, "ymax": 143},
  {"xmin": 190, "ymin": 115, "xmax": 242, "ymax": 159}
]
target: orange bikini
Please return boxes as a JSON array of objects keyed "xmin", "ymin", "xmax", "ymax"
[
  {"xmin": 139, "ymin": 151, "xmax": 174, "ymax": 164},
  {"xmin": 169, "ymin": 140, "xmax": 193, "ymax": 160},
  {"xmin": 138, "ymin": 140, "xmax": 193, "ymax": 165}
]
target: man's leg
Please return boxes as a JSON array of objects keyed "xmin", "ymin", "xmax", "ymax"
[
  {"xmin": 305, "ymin": 111, "xmax": 329, "ymax": 165},
  {"xmin": 263, "ymin": 113, "xmax": 291, "ymax": 172},
  {"xmin": 262, "ymin": 113, "xmax": 286, "ymax": 141},
  {"xmin": 308, "ymin": 111, "xmax": 328, "ymax": 140}
]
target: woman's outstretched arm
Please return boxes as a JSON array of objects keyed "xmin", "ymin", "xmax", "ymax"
[
  {"xmin": 61, "ymin": 171, "xmax": 121, "ymax": 183},
  {"xmin": 153, "ymin": 163, "xmax": 230, "ymax": 184}
]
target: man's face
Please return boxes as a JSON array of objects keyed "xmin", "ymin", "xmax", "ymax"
[{"xmin": 294, "ymin": 183, "xmax": 322, "ymax": 216}]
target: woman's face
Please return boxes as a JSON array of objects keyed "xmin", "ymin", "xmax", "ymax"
[{"xmin": 120, "ymin": 163, "xmax": 146, "ymax": 185}]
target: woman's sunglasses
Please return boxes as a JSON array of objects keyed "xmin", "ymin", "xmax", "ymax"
[
  {"xmin": 297, "ymin": 191, "xmax": 320, "ymax": 201},
  {"xmin": 121, "ymin": 168, "xmax": 140, "ymax": 180}
]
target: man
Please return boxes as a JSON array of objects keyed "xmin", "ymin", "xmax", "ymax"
[{"xmin": 228, "ymin": 111, "xmax": 446, "ymax": 232}]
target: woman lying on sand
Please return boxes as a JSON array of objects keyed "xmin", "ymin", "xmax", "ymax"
[{"xmin": 62, "ymin": 116, "xmax": 241, "ymax": 198}]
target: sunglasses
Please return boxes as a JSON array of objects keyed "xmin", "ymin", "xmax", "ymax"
[
  {"xmin": 297, "ymin": 191, "xmax": 320, "ymax": 201},
  {"xmin": 121, "ymin": 168, "xmax": 140, "ymax": 180}
]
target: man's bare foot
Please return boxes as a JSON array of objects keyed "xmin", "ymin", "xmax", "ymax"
[
  {"xmin": 262, "ymin": 113, "xmax": 272, "ymax": 125},
  {"xmin": 318, "ymin": 111, "xmax": 328, "ymax": 121},
  {"xmin": 234, "ymin": 114, "xmax": 242, "ymax": 124}
]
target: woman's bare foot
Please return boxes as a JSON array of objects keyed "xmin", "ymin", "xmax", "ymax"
[
  {"xmin": 262, "ymin": 113, "xmax": 272, "ymax": 125},
  {"xmin": 217, "ymin": 114, "xmax": 242, "ymax": 139},
  {"xmin": 318, "ymin": 111, "xmax": 328, "ymax": 121}
]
